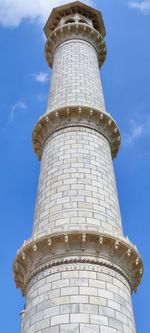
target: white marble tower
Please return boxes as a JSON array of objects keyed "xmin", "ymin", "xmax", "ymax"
[{"xmin": 14, "ymin": 2, "xmax": 143, "ymax": 333}]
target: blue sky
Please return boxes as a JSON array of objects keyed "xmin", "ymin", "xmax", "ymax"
[{"xmin": 0, "ymin": 0, "xmax": 150, "ymax": 332}]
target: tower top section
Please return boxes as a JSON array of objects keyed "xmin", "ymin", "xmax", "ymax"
[
  {"xmin": 44, "ymin": 1, "xmax": 107, "ymax": 68},
  {"xmin": 44, "ymin": 1, "xmax": 106, "ymax": 38}
]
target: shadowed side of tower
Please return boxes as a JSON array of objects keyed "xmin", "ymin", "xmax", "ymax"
[{"xmin": 13, "ymin": 2, "xmax": 143, "ymax": 333}]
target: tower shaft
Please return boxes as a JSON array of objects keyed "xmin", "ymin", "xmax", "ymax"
[
  {"xmin": 47, "ymin": 39, "xmax": 105, "ymax": 111},
  {"xmin": 33, "ymin": 37, "xmax": 123, "ymax": 240},
  {"xmin": 14, "ymin": 2, "xmax": 143, "ymax": 333}
]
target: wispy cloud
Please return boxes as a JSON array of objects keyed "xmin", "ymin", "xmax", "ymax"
[
  {"xmin": 123, "ymin": 118, "xmax": 150, "ymax": 145},
  {"xmin": 128, "ymin": 0, "xmax": 150, "ymax": 13},
  {"xmin": 33, "ymin": 72, "xmax": 49, "ymax": 84},
  {"xmin": 7, "ymin": 101, "xmax": 27, "ymax": 127},
  {"xmin": 0, "ymin": 0, "xmax": 95, "ymax": 28}
]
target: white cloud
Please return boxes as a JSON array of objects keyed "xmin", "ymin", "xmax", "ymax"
[
  {"xmin": 7, "ymin": 100, "xmax": 27, "ymax": 126},
  {"xmin": 33, "ymin": 72, "xmax": 49, "ymax": 84},
  {"xmin": 0, "ymin": 0, "xmax": 95, "ymax": 28},
  {"xmin": 128, "ymin": 1, "xmax": 150, "ymax": 13},
  {"xmin": 123, "ymin": 118, "xmax": 150, "ymax": 145}
]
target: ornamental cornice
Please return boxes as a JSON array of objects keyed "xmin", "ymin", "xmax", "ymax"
[
  {"xmin": 44, "ymin": 2, "xmax": 106, "ymax": 38},
  {"xmin": 32, "ymin": 106, "xmax": 121, "ymax": 160},
  {"xmin": 45, "ymin": 22, "xmax": 107, "ymax": 68},
  {"xmin": 13, "ymin": 231, "xmax": 143, "ymax": 295}
]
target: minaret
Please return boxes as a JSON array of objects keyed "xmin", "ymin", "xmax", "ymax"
[{"xmin": 14, "ymin": 2, "xmax": 143, "ymax": 333}]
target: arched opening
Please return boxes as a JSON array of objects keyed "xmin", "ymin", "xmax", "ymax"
[
  {"xmin": 64, "ymin": 18, "xmax": 75, "ymax": 24},
  {"xmin": 78, "ymin": 19, "xmax": 88, "ymax": 24}
]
